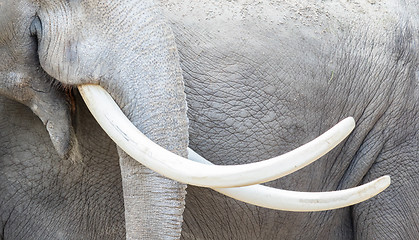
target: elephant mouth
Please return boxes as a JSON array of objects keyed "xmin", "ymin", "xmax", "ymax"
[{"xmin": 78, "ymin": 84, "xmax": 391, "ymax": 212}]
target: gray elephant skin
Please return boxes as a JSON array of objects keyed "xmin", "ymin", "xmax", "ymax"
[{"xmin": 0, "ymin": 0, "xmax": 418, "ymax": 239}]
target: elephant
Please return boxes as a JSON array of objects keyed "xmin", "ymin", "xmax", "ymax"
[{"xmin": 0, "ymin": 0, "xmax": 417, "ymax": 239}]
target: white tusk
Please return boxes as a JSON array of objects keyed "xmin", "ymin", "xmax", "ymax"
[
  {"xmin": 189, "ymin": 148, "xmax": 391, "ymax": 211},
  {"xmin": 79, "ymin": 84, "xmax": 355, "ymax": 188}
]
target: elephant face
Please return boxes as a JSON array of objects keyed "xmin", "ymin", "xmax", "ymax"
[
  {"xmin": 0, "ymin": 0, "xmax": 190, "ymax": 159},
  {"xmin": 1, "ymin": 0, "xmax": 190, "ymax": 238},
  {"xmin": 1, "ymin": 0, "xmax": 408, "ymax": 239}
]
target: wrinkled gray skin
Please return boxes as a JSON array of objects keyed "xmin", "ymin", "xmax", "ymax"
[{"xmin": 1, "ymin": 0, "xmax": 418, "ymax": 240}]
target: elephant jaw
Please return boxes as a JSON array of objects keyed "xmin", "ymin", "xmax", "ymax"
[{"xmin": 78, "ymin": 84, "xmax": 391, "ymax": 211}]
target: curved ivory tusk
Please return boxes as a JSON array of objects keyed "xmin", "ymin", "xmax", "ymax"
[
  {"xmin": 188, "ymin": 148, "xmax": 391, "ymax": 211},
  {"xmin": 79, "ymin": 84, "xmax": 355, "ymax": 188}
]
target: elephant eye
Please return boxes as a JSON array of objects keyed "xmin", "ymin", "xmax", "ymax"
[
  {"xmin": 29, "ymin": 15, "xmax": 43, "ymax": 54},
  {"xmin": 30, "ymin": 16, "xmax": 42, "ymax": 38}
]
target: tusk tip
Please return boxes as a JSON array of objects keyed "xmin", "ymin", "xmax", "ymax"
[
  {"xmin": 342, "ymin": 116, "xmax": 356, "ymax": 130},
  {"xmin": 375, "ymin": 175, "xmax": 391, "ymax": 190}
]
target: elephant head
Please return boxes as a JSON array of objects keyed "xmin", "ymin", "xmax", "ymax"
[
  {"xmin": 1, "ymin": 0, "xmax": 189, "ymax": 238},
  {"xmin": 0, "ymin": 0, "xmax": 390, "ymax": 238}
]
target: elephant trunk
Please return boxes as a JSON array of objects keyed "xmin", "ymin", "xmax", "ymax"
[
  {"xmin": 113, "ymin": 24, "xmax": 189, "ymax": 236},
  {"xmin": 118, "ymin": 151, "xmax": 187, "ymax": 239},
  {"xmin": 108, "ymin": 4, "xmax": 189, "ymax": 239},
  {"xmin": 115, "ymin": 62, "xmax": 188, "ymax": 238},
  {"xmin": 76, "ymin": 1, "xmax": 189, "ymax": 238}
]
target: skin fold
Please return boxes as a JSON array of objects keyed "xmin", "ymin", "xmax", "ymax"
[{"xmin": 1, "ymin": 0, "xmax": 418, "ymax": 239}]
